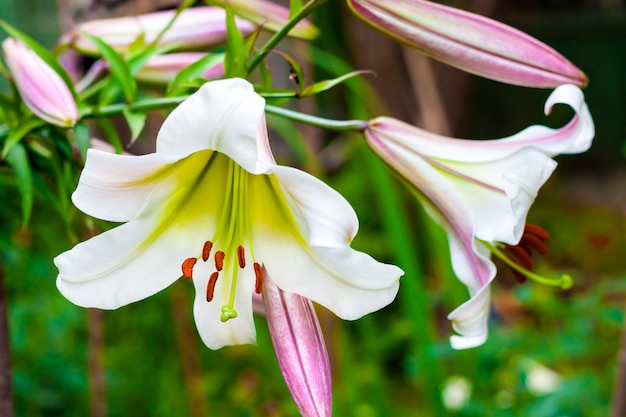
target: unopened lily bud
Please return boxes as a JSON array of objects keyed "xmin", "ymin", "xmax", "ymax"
[
  {"xmin": 263, "ymin": 274, "xmax": 331, "ymax": 417},
  {"xmin": 135, "ymin": 53, "xmax": 224, "ymax": 84},
  {"xmin": 347, "ymin": 0, "xmax": 587, "ymax": 88},
  {"xmin": 62, "ymin": 7, "xmax": 256, "ymax": 55},
  {"xmin": 2, "ymin": 38, "xmax": 78, "ymax": 127},
  {"xmin": 208, "ymin": 0, "xmax": 320, "ymax": 40}
]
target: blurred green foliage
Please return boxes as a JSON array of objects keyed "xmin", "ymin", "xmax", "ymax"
[{"xmin": 1, "ymin": 1, "xmax": 625, "ymax": 416}]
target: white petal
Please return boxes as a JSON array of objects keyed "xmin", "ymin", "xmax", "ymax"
[
  {"xmin": 72, "ymin": 149, "xmax": 167, "ymax": 222},
  {"xmin": 368, "ymin": 84, "xmax": 593, "ymax": 163},
  {"xmin": 255, "ymin": 230, "xmax": 401, "ymax": 320},
  {"xmin": 156, "ymin": 78, "xmax": 272, "ymax": 174},
  {"xmin": 247, "ymin": 170, "xmax": 401, "ymax": 320},
  {"xmin": 272, "ymin": 165, "xmax": 358, "ymax": 247},
  {"xmin": 447, "ymin": 282, "xmax": 493, "ymax": 350},
  {"xmin": 56, "ymin": 152, "xmax": 222, "ymax": 309},
  {"xmin": 444, "ymin": 149, "xmax": 556, "ymax": 244},
  {"xmin": 190, "ymin": 260, "xmax": 257, "ymax": 349}
]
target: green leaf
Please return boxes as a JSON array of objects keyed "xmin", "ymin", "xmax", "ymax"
[
  {"xmin": 81, "ymin": 31, "xmax": 137, "ymax": 103},
  {"xmin": 0, "ymin": 20, "xmax": 78, "ymax": 100},
  {"xmin": 224, "ymin": 6, "xmax": 245, "ymax": 78},
  {"xmin": 289, "ymin": 0, "xmax": 304, "ymax": 19},
  {"xmin": 94, "ymin": 118, "xmax": 124, "ymax": 154},
  {"xmin": 122, "ymin": 108, "xmax": 147, "ymax": 145},
  {"xmin": 5, "ymin": 142, "xmax": 33, "ymax": 228},
  {"xmin": 1, "ymin": 117, "xmax": 45, "ymax": 158},
  {"xmin": 69, "ymin": 122, "xmax": 92, "ymax": 161},
  {"xmin": 166, "ymin": 53, "xmax": 225, "ymax": 96},
  {"xmin": 269, "ymin": 50, "xmax": 305, "ymax": 93},
  {"xmin": 300, "ymin": 70, "xmax": 374, "ymax": 98}
]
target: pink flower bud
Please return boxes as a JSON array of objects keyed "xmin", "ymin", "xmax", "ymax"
[
  {"xmin": 263, "ymin": 273, "xmax": 331, "ymax": 417},
  {"xmin": 2, "ymin": 38, "xmax": 78, "ymax": 127},
  {"xmin": 62, "ymin": 7, "xmax": 256, "ymax": 55},
  {"xmin": 209, "ymin": 0, "xmax": 320, "ymax": 40},
  {"xmin": 135, "ymin": 53, "xmax": 224, "ymax": 84},
  {"xmin": 347, "ymin": 0, "xmax": 587, "ymax": 88}
]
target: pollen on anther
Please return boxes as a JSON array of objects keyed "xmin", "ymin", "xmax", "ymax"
[
  {"xmin": 202, "ymin": 241, "xmax": 213, "ymax": 262},
  {"xmin": 182, "ymin": 257, "xmax": 197, "ymax": 279},
  {"xmin": 253, "ymin": 262, "xmax": 263, "ymax": 294},
  {"xmin": 206, "ymin": 272, "xmax": 219, "ymax": 302},
  {"xmin": 237, "ymin": 246, "xmax": 246, "ymax": 269},
  {"xmin": 215, "ymin": 251, "xmax": 225, "ymax": 271}
]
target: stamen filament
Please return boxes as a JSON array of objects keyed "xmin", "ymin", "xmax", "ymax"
[{"xmin": 484, "ymin": 241, "xmax": 573, "ymax": 290}]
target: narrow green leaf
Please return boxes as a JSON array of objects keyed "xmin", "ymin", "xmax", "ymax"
[
  {"xmin": 5, "ymin": 142, "xmax": 33, "ymax": 228},
  {"xmin": 122, "ymin": 108, "xmax": 147, "ymax": 144},
  {"xmin": 94, "ymin": 118, "xmax": 124, "ymax": 154},
  {"xmin": 289, "ymin": 0, "xmax": 304, "ymax": 19},
  {"xmin": 0, "ymin": 20, "xmax": 78, "ymax": 100},
  {"xmin": 81, "ymin": 31, "xmax": 137, "ymax": 103},
  {"xmin": 224, "ymin": 7, "xmax": 245, "ymax": 78},
  {"xmin": 70, "ymin": 122, "xmax": 92, "ymax": 161},
  {"xmin": 270, "ymin": 50, "xmax": 305, "ymax": 93},
  {"xmin": 166, "ymin": 53, "xmax": 225, "ymax": 96},
  {"xmin": 1, "ymin": 117, "xmax": 45, "ymax": 158},
  {"xmin": 300, "ymin": 70, "xmax": 374, "ymax": 97}
]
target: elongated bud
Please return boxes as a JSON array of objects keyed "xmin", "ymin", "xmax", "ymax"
[
  {"xmin": 135, "ymin": 53, "xmax": 224, "ymax": 84},
  {"xmin": 61, "ymin": 7, "xmax": 256, "ymax": 55},
  {"xmin": 207, "ymin": 0, "xmax": 320, "ymax": 40},
  {"xmin": 347, "ymin": 0, "xmax": 587, "ymax": 88},
  {"xmin": 262, "ymin": 273, "xmax": 331, "ymax": 417},
  {"xmin": 2, "ymin": 38, "xmax": 78, "ymax": 127}
]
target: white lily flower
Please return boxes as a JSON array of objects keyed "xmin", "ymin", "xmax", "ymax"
[
  {"xmin": 54, "ymin": 78, "xmax": 402, "ymax": 349},
  {"xmin": 363, "ymin": 84, "xmax": 594, "ymax": 349}
]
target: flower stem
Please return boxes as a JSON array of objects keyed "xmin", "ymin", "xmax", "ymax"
[
  {"xmin": 247, "ymin": 0, "xmax": 326, "ymax": 75},
  {"xmin": 265, "ymin": 105, "xmax": 367, "ymax": 132},
  {"xmin": 84, "ymin": 96, "xmax": 189, "ymax": 118}
]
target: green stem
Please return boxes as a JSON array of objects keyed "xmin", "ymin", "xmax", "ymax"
[
  {"xmin": 265, "ymin": 105, "xmax": 367, "ymax": 132},
  {"xmin": 247, "ymin": 0, "xmax": 325, "ymax": 75},
  {"xmin": 84, "ymin": 96, "xmax": 189, "ymax": 118}
]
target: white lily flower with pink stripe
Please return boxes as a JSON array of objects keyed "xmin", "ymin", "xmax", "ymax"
[
  {"xmin": 54, "ymin": 78, "xmax": 402, "ymax": 349},
  {"xmin": 364, "ymin": 84, "xmax": 594, "ymax": 349}
]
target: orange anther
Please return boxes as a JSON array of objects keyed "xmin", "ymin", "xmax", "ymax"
[
  {"xmin": 181, "ymin": 258, "xmax": 197, "ymax": 279},
  {"xmin": 202, "ymin": 241, "xmax": 213, "ymax": 262},
  {"xmin": 215, "ymin": 251, "xmax": 225, "ymax": 271}
]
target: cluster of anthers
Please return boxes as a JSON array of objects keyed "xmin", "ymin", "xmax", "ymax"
[
  {"xmin": 181, "ymin": 241, "xmax": 264, "ymax": 322},
  {"xmin": 485, "ymin": 224, "xmax": 573, "ymax": 290}
]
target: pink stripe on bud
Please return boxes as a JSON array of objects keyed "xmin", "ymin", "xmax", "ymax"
[
  {"xmin": 263, "ymin": 273, "xmax": 331, "ymax": 417},
  {"xmin": 347, "ymin": 0, "xmax": 587, "ymax": 88}
]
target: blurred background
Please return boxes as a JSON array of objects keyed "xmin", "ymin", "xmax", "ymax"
[{"xmin": 0, "ymin": 0, "xmax": 625, "ymax": 416}]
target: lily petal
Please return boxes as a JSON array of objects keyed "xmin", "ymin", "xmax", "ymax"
[
  {"xmin": 156, "ymin": 78, "xmax": 272, "ymax": 173},
  {"xmin": 252, "ymin": 167, "xmax": 402, "ymax": 320},
  {"xmin": 72, "ymin": 151, "xmax": 167, "ymax": 222},
  {"xmin": 55, "ymin": 159, "xmax": 217, "ymax": 308},
  {"xmin": 191, "ymin": 259, "xmax": 257, "ymax": 349}
]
